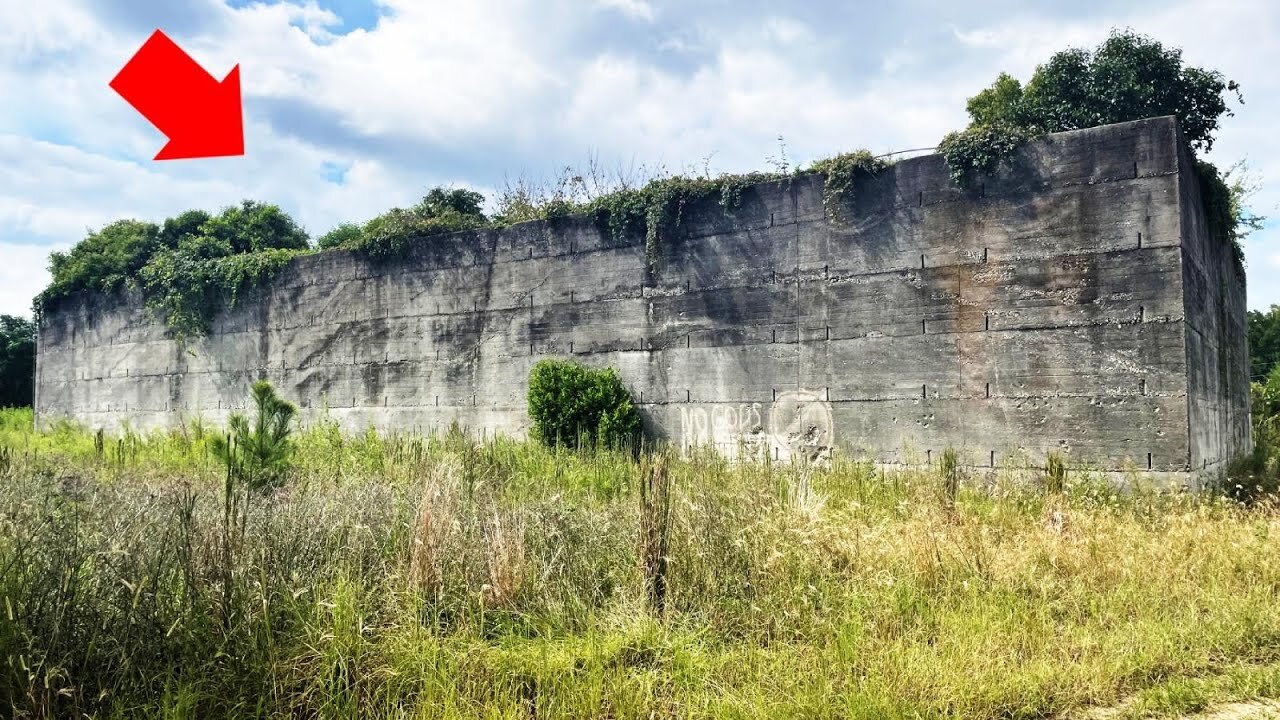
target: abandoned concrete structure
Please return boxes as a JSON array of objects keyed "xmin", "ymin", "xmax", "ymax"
[{"xmin": 35, "ymin": 117, "xmax": 1251, "ymax": 485}]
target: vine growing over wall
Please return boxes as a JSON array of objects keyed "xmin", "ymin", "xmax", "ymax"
[
  {"xmin": 582, "ymin": 173, "xmax": 784, "ymax": 272},
  {"xmin": 807, "ymin": 151, "xmax": 890, "ymax": 220},
  {"xmin": 139, "ymin": 248, "xmax": 306, "ymax": 341}
]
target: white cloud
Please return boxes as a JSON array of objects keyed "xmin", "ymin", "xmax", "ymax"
[
  {"xmin": 762, "ymin": 17, "xmax": 809, "ymax": 45},
  {"xmin": 1, "ymin": 0, "xmax": 1278, "ymax": 317},
  {"xmin": 0, "ymin": 243, "xmax": 59, "ymax": 318},
  {"xmin": 596, "ymin": 0, "xmax": 655, "ymax": 22}
]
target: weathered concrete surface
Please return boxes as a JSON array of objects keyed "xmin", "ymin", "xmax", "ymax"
[{"xmin": 34, "ymin": 117, "xmax": 1251, "ymax": 485}]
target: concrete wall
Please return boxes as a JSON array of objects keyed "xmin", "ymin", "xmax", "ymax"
[
  {"xmin": 35, "ymin": 117, "xmax": 1250, "ymax": 483},
  {"xmin": 1177, "ymin": 141, "xmax": 1254, "ymax": 479}
]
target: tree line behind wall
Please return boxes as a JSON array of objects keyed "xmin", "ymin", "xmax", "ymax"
[
  {"xmin": 1250, "ymin": 307, "xmax": 1280, "ymax": 382},
  {"xmin": 0, "ymin": 315, "xmax": 34, "ymax": 408}
]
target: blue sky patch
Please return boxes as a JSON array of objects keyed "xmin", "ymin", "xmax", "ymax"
[
  {"xmin": 320, "ymin": 160, "xmax": 351, "ymax": 185},
  {"xmin": 225, "ymin": 0, "xmax": 384, "ymax": 32}
]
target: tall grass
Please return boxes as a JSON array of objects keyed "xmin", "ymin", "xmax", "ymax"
[{"xmin": 2, "ymin": 408, "xmax": 1280, "ymax": 718}]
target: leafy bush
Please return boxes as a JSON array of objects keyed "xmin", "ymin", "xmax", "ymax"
[
  {"xmin": 964, "ymin": 72, "xmax": 1026, "ymax": 128},
  {"xmin": 39, "ymin": 219, "xmax": 165, "ymax": 307},
  {"xmin": 527, "ymin": 358, "xmax": 641, "ymax": 450},
  {"xmin": 346, "ymin": 207, "xmax": 489, "ymax": 261},
  {"xmin": 339, "ymin": 188, "xmax": 491, "ymax": 261},
  {"xmin": 198, "ymin": 200, "xmax": 310, "ymax": 255},
  {"xmin": 417, "ymin": 187, "xmax": 486, "ymax": 217},
  {"xmin": 0, "ymin": 316, "xmax": 35, "ymax": 408},
  {"xmin": 938, "ymin": 123, "xmax": 1031, "ymax": 187},
  {"xmin": 210, "ymin": 380, "xmax": 298, "ymax": 491}
]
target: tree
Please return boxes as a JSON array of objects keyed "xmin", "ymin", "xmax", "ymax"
[
  {"xmin": 38, "ymin": 203, "xmax": 310, "ymax": 308},
  {"xmin": 1224, "ymin": 159, "xmax": 1267, "ymax": 245},
  {"xmin": 41, "ymin": 219, "xmax": 162, "ymax": 304},
  {"xmin": 963, "ymin": 29, "xmax": 1240, "ymax": 153},
  {"xmin": 941, "ymin": 30, "xmax": 1254, "ymax": 264},
  {"xmin": 0, "ymin": 315, "xmax": 35, "ymax": 407},
  {"xmin": 348, "ymin": 187, "xmax": 492, "ymax": 260},
  {"xmin": 965, "ymin": 72, "xmax": 1026, "ymax": 128},
  {"xmin": 159, "ymin": 209, "xmax": 213, "ymax": 249},
  {"xmin": 210, "ymin": 380, "xmax": 298, "ymax": 491},
  {"xmin": 1250, "ymin": 306, "xmax": 1280, "ymax": 381},
  {"xmin": 200, "ymin": 201, "xmax": 310, "ymax": 255},
  {"xmin": 316, "ymin": 222, "xmax": 362, "ymax": 249},
  {"xmin": 414, "ymin": 187, "xmax": 486, "ymax": 219}
]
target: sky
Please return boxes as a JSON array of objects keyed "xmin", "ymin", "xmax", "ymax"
[{"xmin": 1, "ymin": 0, "xmax": 1277, "ymax": 318}]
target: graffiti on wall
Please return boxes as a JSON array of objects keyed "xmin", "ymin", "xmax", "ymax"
[{"xmin": 679, "ymin": 389, "xmax": 834, "ymax": 462}]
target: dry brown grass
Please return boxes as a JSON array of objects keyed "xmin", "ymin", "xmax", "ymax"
[{"xmin": 409, "ymin": 459, "xmax": 458, "ymax": 598}]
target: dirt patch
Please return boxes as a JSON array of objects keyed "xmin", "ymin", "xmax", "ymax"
[{"xmin": 1081, "ymin": 699, "xmax": 1280, "ymax": 720}]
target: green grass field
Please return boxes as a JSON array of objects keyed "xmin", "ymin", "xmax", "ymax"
[{"xmin": 2, "ymin": 407, "xmax": 1279, "ymax": 719}]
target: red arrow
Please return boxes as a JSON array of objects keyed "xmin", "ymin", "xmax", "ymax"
[{"xmin": 110, "ymin": 30, "xmax": 244, "ymax": 161}]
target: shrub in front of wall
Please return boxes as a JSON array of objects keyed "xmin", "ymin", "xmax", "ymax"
[{"xmin": 527, "ymin": 359, "xmax": 641, "ymax": 451}]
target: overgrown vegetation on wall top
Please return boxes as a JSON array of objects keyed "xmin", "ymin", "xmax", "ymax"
[
  {"xmin": 35, "ymin": 152, "xmax": 888, "ymax": 341},
  {"xmin": 36, "ymin": 202, "xmax": 311, "ymax": 340}
]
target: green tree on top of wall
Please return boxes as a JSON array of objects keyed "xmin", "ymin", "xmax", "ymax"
[
  {"xmin": 940, "ymin": 29, "xmax": 1258, "ymax": 263},
  {"xmin": 40, "ymin": 202, "xmax": 308, "ymax": 308},
  {"xmin": 0, "ymin": 315, "xmax": 35, "ymax": 408},
  {"xmin": 963, "ymin": 30, "xmax": 1238, "ymax": 153},
  {"xmin": 316, "ymin": 188, "xmax": 490, "ymax": 253},
  {"xmin": 333, "ymin": 187, "xmax": 490, "ymax": 260}
]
